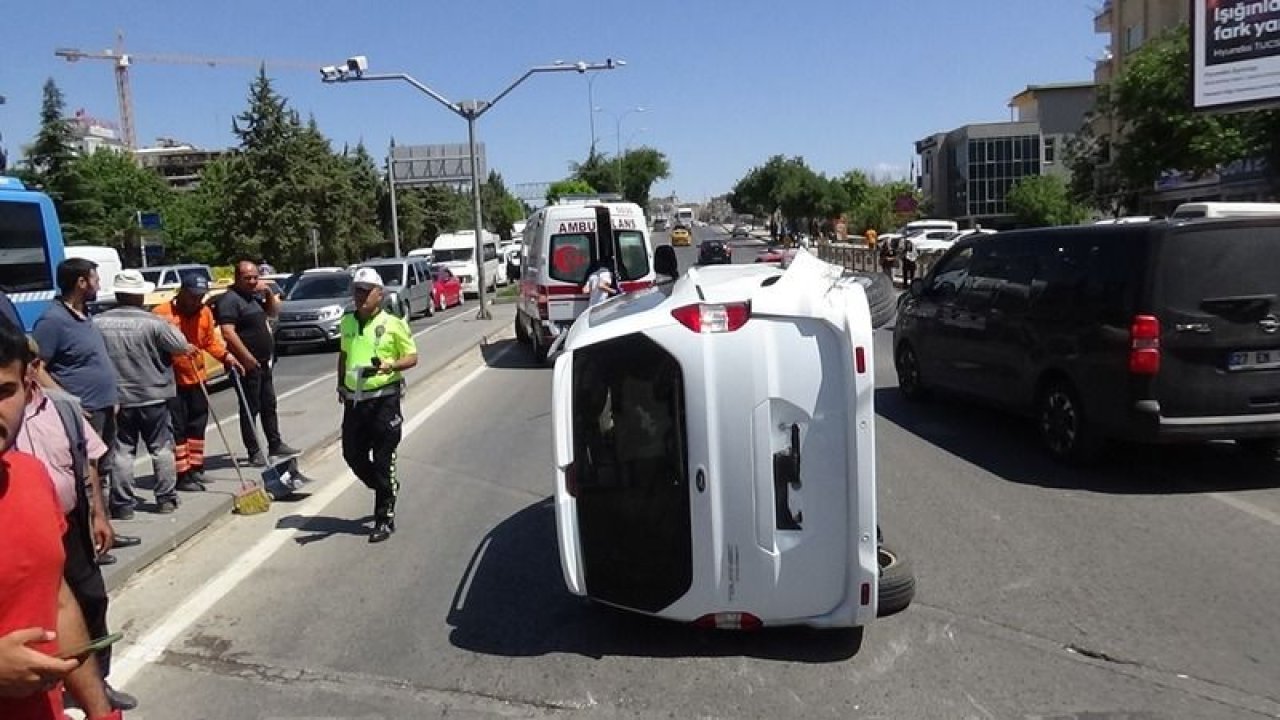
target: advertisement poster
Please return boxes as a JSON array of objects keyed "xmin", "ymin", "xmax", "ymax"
[{"xmin": 1193, "ymin": 0, "xmax": 1280, "ymax": 110}]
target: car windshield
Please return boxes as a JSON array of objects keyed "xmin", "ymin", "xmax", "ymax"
[
  {"xmin": 286, "ymin": 273, "xmax": 351, "ymax": 300},
  {"xmin": 363, "ymin": 264, "xmax": 403, "ymax": 286},
  {"xmin": 433, "ymin": 248, "xmax": 472, "ymax": 262}
]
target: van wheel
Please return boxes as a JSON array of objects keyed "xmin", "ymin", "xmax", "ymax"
[
  {"xmin": 515, "ymin": 313, "xmax": 530, "ymax": 344},
  {"xmin": 877, "ymin": 545, "xmax": 915, "ymax": 618},
  {"xmin": 531, "ymin": 330, "xmax": 548, "ymax": 365},
  {"xmin": 895, "ymin": 343, "xmax": 927, "ymax": 400},
  {"xmin": 401, "ymin": 301, "xmax": 412, "ymax": 319},
  {"xmin": 1037, "ymin": 380, "xmax": 1104, "ymax": 464}
]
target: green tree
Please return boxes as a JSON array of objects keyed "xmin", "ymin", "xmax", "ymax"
[
  {"xmin": 21, "ymin": 79, "xmax": 98, "ymax": 236},
  {"xmin": 1007, "ymin": 174, "xmax": 1089, "ymax": 227},
  {"xmin": 618, "ymin": 148, "xmax": 670, "ymax": 207},
  {"xmin": 481, "ymin": 171, "xmax": 526, "ymax": 241},
  {"xmin": 546, "ymin": 179, "xmax": 595, "ymax": 205},
  {"xmin": 1099, "ymin": 26, "xmax": 1252, "ymax": 203},
  {"xmin": 63, "ymin": 148, "xmax": 172, "ymax": 249}
]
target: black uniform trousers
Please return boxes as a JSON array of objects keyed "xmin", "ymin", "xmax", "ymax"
[
  {"xmin": 63, "ymin": 501, "xmax": 111, "ymax": 677},
  {"xmin": 237, "ymin": 364, "xmax": 281, "ymax": 455},
  {"xmin": 341, "ymin": 393, "xmax": 402, "ymax": 522}
]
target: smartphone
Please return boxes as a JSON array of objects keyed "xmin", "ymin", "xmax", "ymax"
[{"xmin": 58, "ymin": 632, "xmax": 122, "ymax": 660}]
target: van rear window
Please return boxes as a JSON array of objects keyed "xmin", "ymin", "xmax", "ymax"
[
  {"xmin": 0, "ymin": 200, "xmax": 52, "ymax": 292},
  {"xmin": 550, "ymin": 233, "xmax": 591, "ymax": 283},
  {"xmin": 616, "ymin": 231, "xmax": 650, "ymax": 281},
  {"xmin": 1158, "ymin": 225, "xmax": 1280, "ymax": 311}
]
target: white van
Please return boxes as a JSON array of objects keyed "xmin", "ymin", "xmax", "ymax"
[
  {"xmin": 551, "ymin": 251, "xmax": 914, "ymax": 631},
  {"xmin": 63, "ymin": 245, "xmax": 123, "ymax": 304},
  {"xmin": 1171, "ymin": 202, "xmax": 1280, "ymax": 220},
  {"xmin": 431, "ymin": 230, "xmax": 500, "ymax": 296},
  {"xmin": 515, "ymin": 200, "xmax": 655, "ymax": 362}
]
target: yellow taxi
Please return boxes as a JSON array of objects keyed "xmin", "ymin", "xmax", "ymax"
[{"xmin": 670, "ymin": 225, "xmax": 692, "ymax": 247}]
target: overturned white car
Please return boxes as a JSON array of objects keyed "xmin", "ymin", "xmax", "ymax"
[{"xmin": 551, "ymin": 250, "xmax": 914, "ymax": 632}]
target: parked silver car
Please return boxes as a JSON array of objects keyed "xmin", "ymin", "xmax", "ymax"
[
  {"xmin": 274, "ymin": 271, "xmax": 353, "ymax": 352},
  {"xmin": 357, "ymin": 257, "xmax": 434, "ymax": 319}
]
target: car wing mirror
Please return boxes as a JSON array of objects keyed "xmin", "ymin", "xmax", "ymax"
[{"xmin": 654, "ymin": 245, "xmax": 678, "ymax": 278}]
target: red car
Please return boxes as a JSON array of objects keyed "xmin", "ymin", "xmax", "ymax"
[{"xmin": 430, "ymin": 264, "xmax": 464, "ymax": 311}]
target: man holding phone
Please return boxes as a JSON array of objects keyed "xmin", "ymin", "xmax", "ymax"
[
  {"xmin": 337, "ymin": 268, "xmax": 418, "ymax": 544},
  {"xmin": 216, "ymin": 261, "xmax": 298, "ymax": 466},
  {"xmin": 0, "ymin": 317, "xmax": 119, "ymax": 719}
]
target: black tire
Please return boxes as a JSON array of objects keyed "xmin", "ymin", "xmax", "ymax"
[
  {"xmin": 877, "ymin": 545, "xmax": 915, "ymax": 618},
  {"xmin": 1037, "ymin": 379, "xmax": 1104, "ymax": 464},
  {"xmin": 895, "ymin": 342, "xmax": 927, "ymax": 400},
  {"xmin": 515, "ymin": 312, "xmax": 531, "ymax": 344},
  {"xmin": 848, "ymin": 271, "xmax": 896, "ymax": 329},
  {"xmin": 401, "ymin": 301, "xmax": 412, "ymax": 319},
  {"xmin": 531, "ymin": 329, "xmax": 548, "ymax": 365}
]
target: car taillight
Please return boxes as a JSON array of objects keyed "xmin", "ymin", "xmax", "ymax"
[
  {"xmin": 692, "ymin": 612, "xmax": 762, "ymax": 631},
  {"xmin": 1129, "ymin": 314, "xmax": 1161, "ymax": 375},
  {"xmin": 855, "ymin": 346, "xmax": 866, "ymax": 374},
  {"xmin": 671, "ymin": 302, "xmax": 750, "ymax": 333}
]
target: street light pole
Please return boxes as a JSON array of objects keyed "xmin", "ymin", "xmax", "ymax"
[
  {"xmin": 323, "ymin": 57, "xmax": 622, "ymax": 320},
  {"xmin": 386, "ymin": 146, "xmax": 401, "ymax": 258},
  {"xmin": 587, "ymin": 73, "xmax": 599, "ymax": 156},
  {"xmin": 610, "ymin": 107, "xmax": 645, "ymax": 198}
]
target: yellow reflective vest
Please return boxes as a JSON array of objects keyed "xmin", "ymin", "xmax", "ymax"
[{"xmin": 339, "ymin": 310, "xmax": 416, "ymax": 393}]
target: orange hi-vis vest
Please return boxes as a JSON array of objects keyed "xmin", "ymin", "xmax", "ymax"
[{"xmin": 153, "ymin": 301, "xmax": 229, "ymax": 386}]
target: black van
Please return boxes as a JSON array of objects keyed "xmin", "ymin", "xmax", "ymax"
[{"xmin": 893, "ymin": 219, "xmax": 1280, "ymax": 462}]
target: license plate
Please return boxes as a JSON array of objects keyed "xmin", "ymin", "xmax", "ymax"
[
  {"xmin": 548, "ymin": 299, "xmax": 583, "ymax": 322},
  {"xmin": 1227, "ymin": 350, "xmax": 1280, "ymax": 371},
  {"xmin": 279, "ymin": 329, "xmax": 312, "ymax": 340}
]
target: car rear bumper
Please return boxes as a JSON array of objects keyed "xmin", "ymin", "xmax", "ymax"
[
  {"xmin": 274, "ymin": 320, "xmax": 342, "ymax": 346},
  {"xmin": 1127, "ymin": 401, "xmax": 1280, "ymax": 441}
]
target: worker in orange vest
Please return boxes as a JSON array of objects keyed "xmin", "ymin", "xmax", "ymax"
[{"xmin": 153, "ymin": 275, "xmax": 243, "ymax": 491}]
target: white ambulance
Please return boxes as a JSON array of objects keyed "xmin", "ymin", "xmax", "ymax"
[
  {"xmin": 551, "ymin": 250, "xmax": 915, "ymax": 634},
  {"xmin": 515, "ymin": 198, "xmax": 656, "ymax": 363}
]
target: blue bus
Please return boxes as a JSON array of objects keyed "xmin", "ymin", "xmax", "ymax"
[{"xmin": 0, "ymin": 176, "xmax": 66, "ymax": 330}]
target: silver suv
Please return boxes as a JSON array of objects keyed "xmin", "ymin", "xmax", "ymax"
[
  {"xmin": 357, "ymin": 257, "xmax": 435, "ymax": 319},
  {"xmin": 274, "ymin": 270, "xmax": 353, "ymax": 351}
]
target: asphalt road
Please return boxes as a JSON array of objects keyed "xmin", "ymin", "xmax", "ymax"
[{"xmin": 100, "ymin": 230, "xmax": 1280, "ymax": 719}]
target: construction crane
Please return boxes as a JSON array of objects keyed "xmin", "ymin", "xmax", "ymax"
[{"xmin": 55, "ymin": 32, "xmax": 320, "ymax": 150}]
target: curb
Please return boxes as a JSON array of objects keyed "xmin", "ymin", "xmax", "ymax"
[
  {"xmin": 104, "ymin": 496, "xmax": 235, "ymax": 594},
  {"xmin": 104, "ymin": 317, "xmax": 514, "ymax": 594}
]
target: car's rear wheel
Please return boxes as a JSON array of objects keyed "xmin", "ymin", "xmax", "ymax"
[
  {"xmin": 531, "ymin": 330, "xmax": 548, "ymax": 365},
  {"xmin": 1037, "ymin": 379, "xmax": 1103, "ymax": 464},
  {"xmin": 895, "ymin": 343, "xmax": 927, "ymax": 400},
  {"xmin": 515, "ymin": 312, "xmax": 531, "ymax": 344},
  {"xmin": 877, "ymin": 545, "xmax": 915, "ymax": 618}
]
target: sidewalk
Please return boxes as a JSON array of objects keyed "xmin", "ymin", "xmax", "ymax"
[{"xmin": 101, "ymin": 303, "xmax": 517, "ymax": 592}]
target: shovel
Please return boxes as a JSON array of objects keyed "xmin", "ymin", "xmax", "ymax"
[{"xmin": 229, "ymin": 367, "xmax": 299, "ymax": 500}]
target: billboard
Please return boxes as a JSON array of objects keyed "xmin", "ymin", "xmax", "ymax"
[
  {"xmin": 389, "ymin": 143, "xmax": 486, "ymax": 186},
  {"xmin": 1192, "ymin": 0, "xmax": 1280, "ymax": 111}
]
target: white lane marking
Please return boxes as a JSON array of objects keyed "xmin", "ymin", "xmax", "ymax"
[
  {"xmin": 129, "ymin": 308, "xmax": 483, "ymax": 468},
  {"xmin": 110, "ymin": 343, "xmax": 515, "ymax": 689},
  {"xmin": 1209, "ymin": 492, "xmax": 1280, "ymax": 528}
]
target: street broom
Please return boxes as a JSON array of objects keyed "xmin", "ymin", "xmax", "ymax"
[{"xmin": 201, "ymin": 377, "xmax": 271, "ymax": 515}]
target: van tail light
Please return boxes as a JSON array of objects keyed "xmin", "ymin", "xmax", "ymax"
[
  {"xmin": 855, "ymin": 346, "xmax": 867, "ymax": 374},
  {"xmin": 1129, "ymin": 314, "xmax": 1161, "ymax": 375},
  {"xmin": 564, "ymin": 462, "xmax": 578, "ymax": 498},
  {"xmin": 692, "ymin": 612, "xmax": 763, "ymax": 631},
  {"xmin": 861, "ymin": 582, "xmax": 872, "ymax": 606},
  {"xmin": 535, "ymin": 285, "xmax": 550, "ymax": 320},
  {"xmin": 671, "ymin": 302, "xmax": 751, "ymax": 333}
]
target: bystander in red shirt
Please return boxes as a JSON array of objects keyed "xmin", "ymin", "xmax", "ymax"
[{"xmin": 0, "ymin": 449, "xmax": 68, "ymax": 719}]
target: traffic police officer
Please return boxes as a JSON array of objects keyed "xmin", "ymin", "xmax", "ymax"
[{"xmin": 338, "ymin": 268, "xmax": 418, "ymax": 543}]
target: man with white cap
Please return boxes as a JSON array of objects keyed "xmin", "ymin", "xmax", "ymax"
[
  {"xmin": 94, "ymin": 270, "xmax": 193, "ymax": 516},
  {"xmin": 337, "ymin": 267, "xmax": 418, "ymax": 543}
]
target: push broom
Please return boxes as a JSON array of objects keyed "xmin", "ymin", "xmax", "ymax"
[{"xmin": 200, "ymin": 376, "xmax": 271, "ymax": 515}]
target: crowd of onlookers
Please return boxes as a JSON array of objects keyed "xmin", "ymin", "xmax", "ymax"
[{"xmin": 0, "ymin": 257, "xmax": 295, "ymax": 719}]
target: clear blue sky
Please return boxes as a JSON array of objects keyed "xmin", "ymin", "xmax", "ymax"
[{"xmin": 4, "ymin": 0, "xmax": 1102, "ymax": 202}]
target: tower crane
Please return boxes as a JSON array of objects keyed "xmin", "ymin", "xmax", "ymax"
[{"xmin": 54, "ymin": 32, "xmax": 320, "ymax": 150}]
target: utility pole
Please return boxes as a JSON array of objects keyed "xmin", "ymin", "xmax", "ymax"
[{"xmin": 310, "ymin": 227, "xmax": 320, "ymax": 268}]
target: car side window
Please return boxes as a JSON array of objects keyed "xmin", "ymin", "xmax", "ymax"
[
  {"xmin": 928, "ymin": 247, "xmax": 973, "ymax": 299},
  {"xmin": 1031, "ymin": 236, "xmax": 1089, "ymax": 319}
]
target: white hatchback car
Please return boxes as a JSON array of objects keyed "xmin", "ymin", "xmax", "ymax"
[{"xmin": 551, "ymin": 250, "xmax": 913, "ymax": 632}]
